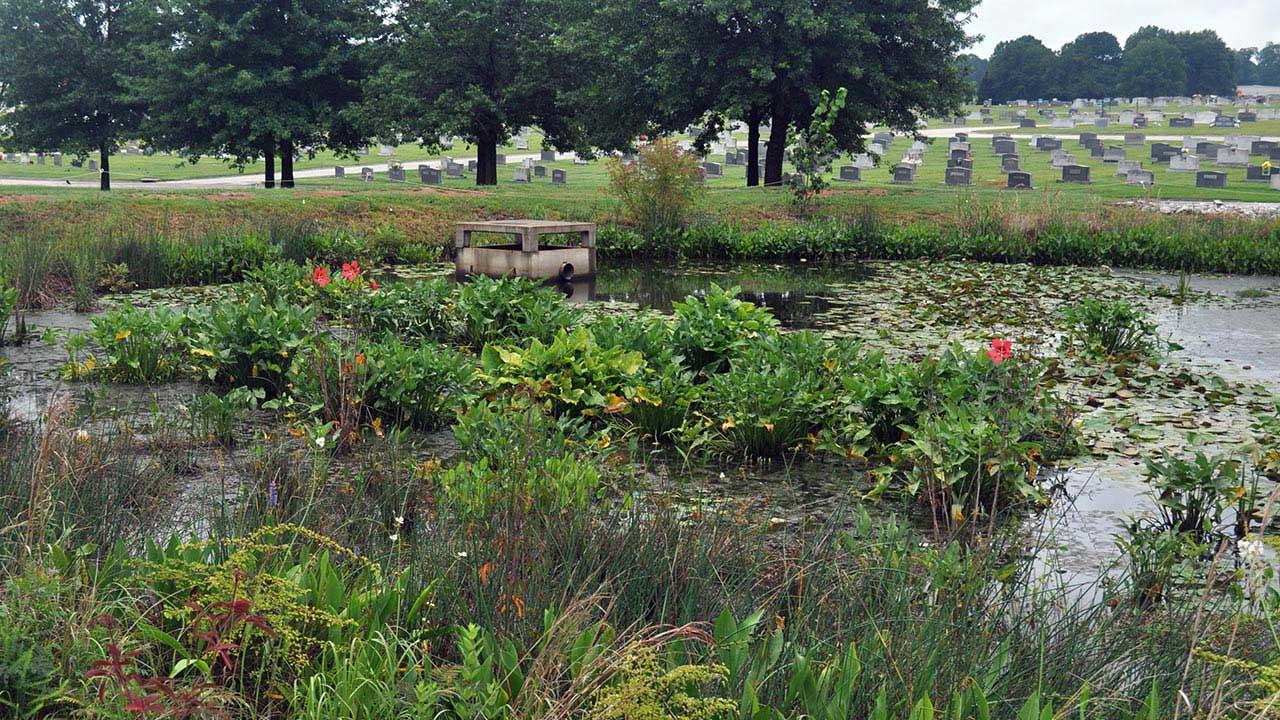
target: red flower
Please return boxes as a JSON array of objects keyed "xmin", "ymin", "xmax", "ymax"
[
  {"xmin": 341, "ymin": 261, "xmax": 362, "ymax": 281},
  {"xmin": 313, "ymin": 266, "xmax": 331, "ymax": 287},
  {"xmin": 368, "ymin": 279, "xmax": 380, "ymax": 292},
  {"xmin": 986, "ymin": 338, "xmax": 1013, "ymax": 364}
]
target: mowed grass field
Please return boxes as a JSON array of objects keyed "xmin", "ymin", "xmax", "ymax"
[{"xmin": 0, "ymin": 136, "xmax": 550, "ymax": 181}]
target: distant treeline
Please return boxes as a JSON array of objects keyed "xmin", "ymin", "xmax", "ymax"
[{"xmin": 961, "ymin": 27, "xmax": 1280, "ymax": 102}]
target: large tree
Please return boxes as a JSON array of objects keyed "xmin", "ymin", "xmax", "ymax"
[
  {"xmin": 0, "ymin": 0, "xmax": 159, "ymax": 190},
  {"xmin": 958, "ymin": 53, "xmax": 989, "ymax": 98},
  {"xmin": 979, "ymin": 35, "xmax": 1057, "ymax": 102},
  {"xmin": 1234, "ymin": 48, "xmax": 1259, "ymax": 87},
  {"xmin": 1055, "ymin": 32, "xmax": 1121, "ymax": 99},
  {"xmin": 1119, "ymin": 38, "xmax": 1187, "ymax": 97},
  {"xmin": 1172, "ymin": 30, "xmax": 1234, "ymax": 95},
  {"xmin": 137, "ymin": 0, "xmax": 378, "ymax": 188},
  {"xmin": 368, "ymin": 0, "xmax": 596, "ymax": 186},
  {"xmin": 1258, "ymin": 43, "xmax": 1280, "ymax": 85}
]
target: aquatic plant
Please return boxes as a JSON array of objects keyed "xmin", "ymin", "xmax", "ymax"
[
  {"xmin": 453, "ymin": 275, "xmax": 580, "ymax": 348},
  {"xmin": 1061, "ymin": 299, "xmax": 1161, "ymax": 359},
  {"xmin": 671, "ymin": 283, "xmax": 779, "ymax": 376}
]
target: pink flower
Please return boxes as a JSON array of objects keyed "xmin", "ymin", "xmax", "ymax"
[
  {"xmin": 341, "ymin": 261, "xmax": 362, "ymax": 281},
  {"xmin": 368, "ymin": 279, "xmax": 380, "ymax": 292},
  {"xmin": 986, "ymin": 338, "xmax": 1013, "ymax": 364},
  {"xmin": 313, "ymin": 266, "xmax": 331, "ymax": 287}
]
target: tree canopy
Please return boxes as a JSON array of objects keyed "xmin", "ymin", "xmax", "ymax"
[
  {"xmin": 0, "ymin": 0, "xmax": 161, "ymax": 189},
  {"xmin": 136, "ymin": 0, "xmax": 379, "ymax": 188},
  {"xmin": 1119, "ymin": 39, "xmax": 1187, "ymax": 98},
  {"xmin": 979, "ymin": 36, "xmax": 1057, "ymax": 102}
]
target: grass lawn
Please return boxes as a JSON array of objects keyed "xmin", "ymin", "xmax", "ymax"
[{"xmin": 0, "ymin": 136, "xmax": 550, "ymax": 181}]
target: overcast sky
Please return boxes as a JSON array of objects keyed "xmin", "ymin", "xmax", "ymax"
[{"xmin": 966, "ymin": 0, "xmax": 1280, "ymax": 56}]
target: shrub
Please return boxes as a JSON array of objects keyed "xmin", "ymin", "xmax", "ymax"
[
  {"xmin": 690, "ymin": 332, "xmax": 842, "ymax": 458},
  {"xmin": 0, "ymin": 624, "xmax": 61, "ymax": 718},
  {"xmin": 360, "ymin": 337, "xmax": 478, "ymax": 430},
  {"xmin": 453, "ymin": 276, "xmax": 579, "ymax": 348},
  {"xmin": 1061, "ymin": 299, "xmax": 1161, "ymax": 359},
  {"xmin": 481, "ymin": 328, "xmax": 649, "ymax": 418},
  {"xmin": 437, "ymin": 401, "xmax": 611, "ymax": 517},
  {"xmin": 353, "ymin": 278, "xmax": 455, "ymax": 341},
  {"xmin": 671, "ymin": 284, "xmax": 779, "ymax": 375},
  {"xmin": 82, "ymin": 303, "xmax": 190, "ymax": 383},
  {"xmin": 592, "ymin": 645, "xmax": 735, "ymax": 720},
  {"xmin": 189, "ymin": 296, "xmax": 314, "ymax": 395},
  {"xmin": 606, "ymin": 137, "xmax": 704, "ymax": 241}
]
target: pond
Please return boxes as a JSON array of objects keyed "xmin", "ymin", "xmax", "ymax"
[{"xmin": 4, "ymin": 258, "xmax": 1278, "ymax": 579}]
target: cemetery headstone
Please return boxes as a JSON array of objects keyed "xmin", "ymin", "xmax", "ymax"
[
  {"xmin": 944, "ymin": 167, "xmax": 972, "ymax": 186},
  {"xmin": 446, "ymin": 161, "xmax": 464, "ymax": 178},
  {"xmin": 388, "ymin": 166, "xmax": 406, "ymax": 182},
  {"xmin": 1272, "ymin": 174, "xmax": 1280, "ymax": 191},
  {"xmin": 495, "ymin": 154, "xmax": 506, "ymax": 165},
  {"xmin": 552, "ymin": 169, "xmax": 567, "ymax": 185},
  {"xmin": 1216, "ymin": 148, "xmax": 1250, "ymax": 167},
  {"xmin": 1078, "ymin": 132, "xmax": 1098, "ymax": 145},
  {"xmin": 334, "ymin": 166, "xmax": 345, "ymax": 179},
  {"xmin": 467, "ymin": 160, "xmax": 478, "ymax": 172},
  {"xmin": 361, "ymin": 167, "xmax": 373, "ymax": 182},
  {"xmin": 512, "ymin": 167, "xmax": 530, "ymax": 182},
  {"xmin": 1019, "ymin": 118, "xmax": 1037, "ymax": 128},
  {"xmin": 88, "ymin": 160, "xmax": 98, "ymax": 171},
  {"xmin": 540, "ymin": 150, "xmax": 556, "ymax": 162},
  {"xmin": 1169, "ymin": 154, "xmax": 1199, "ymax": 172},
  {"xmin": 1060, "ymin": 165, "xmax": 1090, "ymax": 183},
  {"xmin": 1245, "ymin": 166, "xmax": 1279, "ymax": 182},
  {"xmin": 891, "ymin": 165, "xmax": 916, "ymax": 184},
  {"xmin": 1125, "ymin": 169, "xmax": 1155, "ymax": 187},
  {"xmin": 1124, "ymin": 133, "xmax": 1145, "ymax": 145},
  {"xmin": 836, "ymin": 166, "xmax": 861, "ymax": 182},
  {"xmin": 52, "ymin": 154, "xmax": 62, "ymax": 167},
  {"xmin": 992, "ymin": 139, "xmax": 1017, "ymax": 156},
  {"xmin": 1001, "ymin": 155, "xmax": 1020, "ymax": 173},
  {"xmin": 420, "ymin": 166, "xmax": 441, "ymax": 184},
  {"xmin": 1169, "ymin": 117, "xmax": 1194, "ymax": 128},
  {"xmin": 1006, "ymin": 171, "xmax": 1033, "ymax": 189},
  {"xmin": 1213, "ymin": 116, "xmax": 1236, "ymax": 128},
  {"xmin": 1196, "ymin": 171, "xmax": 1227, "ymax": 188},
  {"xmin": 703, "ymin": 162, "xmax": 722, "ymax": 177},
  {"xmin": 534, "ymin": 165, "xmax": 547, "ymax": 178},
  {"xmin": 1094, "ymin": 118, "xmax": 1110, "ymax": 128},
  {"xmin": 1239, "ymin": 111, "xmax": 1258, "ymax": 122},
  {"xmin": 852, "ymin": 153, "xmax": 875, "ymax": 169},
  {"xmin": 1103, "ymin": 147, "xmax": 1126, "ymax": 163},
  {"xmin": 1116, "ymin": 160, "xmax": 1143, "ymax": 177},
  {"xmin": 1250, "ymin": 140, "xmax": 1276, "ymax": 157}
]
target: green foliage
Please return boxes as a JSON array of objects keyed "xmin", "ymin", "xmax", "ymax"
[
  {"xmin": 193, "ymin": 386, "xmax": 264, "ymax": 445},
  {"xmin": 82, "ymin": 303, "xmax": 190, "ymax": 383},
  {"xmin": 1119, "ymin": 39, "xmax": 1188, "ymax": 97},
  {"xmin": 0, "ymin": 273, "xmax": 20, "ymax": 347},
  {"xmin": 353, "ymin": 278, "xmax": 455, "ymax": 341},
  {"xmin": 1062, "ymin": 299, "xmax": 1160, "ymax": 359},
  {"xmin": 592, "ymin": 645, "xmax": 735, "ymax": 720},
  {"xmin": 437, "ymin": 401, "xmax": 610, "ymax": 517},
  {"xmin": 481, "ymin": 328, "xmax": 649, "ymax": 417},
  {"xmin": 689, "ymin": 332, "xmax": 843, "ymax": 458},
  {"xmin": 980, "ymin": 36, "xmax": 1058, "ymax": 102},
  {"xmin": 670, "ymin": 284, "xmax": 779, "ymax": 376},
  {"xmin": 0, "ymin": 623, "xmax": 61, "ymax": 719},
  {"xmin": 359, "ymin": 337, "xmax": 478, "ymax": 430},
  {"xmin": 787, "ymin": 87, "xmax": 847, "ymax": 211},
  {"xmin": 607, "ymin": 138, "xmax": 704, "ymax": 240},
  {"xmin": 190, "ymin": 296, "xmax": 314, "ymax": 394},
  {"xmin": 453, "ymin": 276, "xmax": 579, "ymax": 348}
]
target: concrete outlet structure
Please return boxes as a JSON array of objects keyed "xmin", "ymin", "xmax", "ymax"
[{"xmin": 455, "ymin": 220, "xmax": 597, "ymax": 281}]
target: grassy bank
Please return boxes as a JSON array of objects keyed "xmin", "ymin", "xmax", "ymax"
[{"xmin": 3, "ymin": 188, "xmax": 1278, "ymax": 310}]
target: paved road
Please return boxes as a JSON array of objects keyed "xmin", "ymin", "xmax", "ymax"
[
  {"xmin": 0, "ymin": 151, "xmax": 556, "ymax": 190},
  {"xmin": 1, "ymin": 126, "xmax": 1277, "ymax": 190}
]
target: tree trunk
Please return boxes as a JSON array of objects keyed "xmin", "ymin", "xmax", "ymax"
[
  {"xmin": 279, "ymin": 139, "xmax": 294, "ymax": 188},
  {"xmin": 99, "ymin": 143, "xmax": 110, "ymax": 191},
  {"xmin": 264, "ymin": 142, "xmax": 275, "ymax": 188},
  {"xmin": 764, "ymin": 106, "xmax": 788, "ymax": 186},
  {"xmin": 475, "ymin": 133, "xmax": 498, "ymax": 186},
  {"xmin": 746, "ymin": 112, "xmax": 761, "ymax": 187}
]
